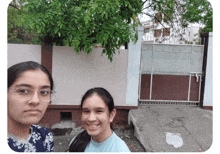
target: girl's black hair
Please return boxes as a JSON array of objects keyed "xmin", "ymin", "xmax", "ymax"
[
  {"xmin": 69, "ymin": 87, "xmax": 115, "ymax": 152},
  {"xmin": 81, "ymin": 87, "xmax": 114, "ymax": 112},
  {"xmin": 8, "ymin": 61, "xmax": 54, "ymax": 90}
]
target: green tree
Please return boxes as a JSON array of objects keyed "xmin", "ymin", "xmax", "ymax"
[
  {"xmin": 180, "ymin": 0, "xmax": 212, "ymax": 33},
  {"xmin": 17, "ymin": 0, "xmax": 142, "ymax": 61},
  {"xmin": 8, "ymin": 0, "xmax": 40, "ymax": 44},
  {"xmin": 8, "ymin": 0, "xmax": 25, "ymax": 43},
  {"xmin": 8, "ymin": 0, "xmax": 212, "ymax": 61}
]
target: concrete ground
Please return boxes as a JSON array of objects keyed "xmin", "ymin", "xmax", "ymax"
[
  {"xmin": 50, "ymin": 105, "xmax": 212, "ymax": 152},
  {"xmin": 129, "ymin": 105, "xmax": 213, "ymax": 152}
]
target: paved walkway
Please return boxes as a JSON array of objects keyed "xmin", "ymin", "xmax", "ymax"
[{"xmin": 128, "ymin": 105, "xmax": 212, "ymax": 152}]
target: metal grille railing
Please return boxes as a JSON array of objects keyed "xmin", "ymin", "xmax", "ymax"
[
  {"xmin": 139, "ymin": 101, "xmax": 199, "ymax": 106},
  {"xmin": 141, "ymin": 44, "xmax": 204, "ymax": 75}
]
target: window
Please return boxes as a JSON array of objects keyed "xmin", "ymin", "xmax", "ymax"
[
  {"xmin": 163, "ymin": 28, "xmax": 170, "ymax": 36},
  {"xmin": 155, "ymin": 12, "xmax": 162, "ymax": 23},
  {"xmin": 154, "ymin": 29, "xmax": 161, "ymax": 37},
  {"xmin": 164, "ymin": 13, "xmax": 172, "ymax": 22},
  {"xmin": 144, "ymin": 28, "xmax": 150, "ymax": 33}
]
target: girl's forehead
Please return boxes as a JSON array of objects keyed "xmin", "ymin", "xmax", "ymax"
[
  {"xmin": 11, "ymin": 69, "xmax": 50, "ymax": 88},
  {"xmin": 82, "ymin": 94, "xmax": 108, "ymax": 108}
]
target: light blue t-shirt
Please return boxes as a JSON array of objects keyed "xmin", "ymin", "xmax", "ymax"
[
  {"xmin": 85, "ymin": 132, "xmax": 130, "ymax": 152},
  {"xmin": 69, "ymin": 132, "xmax": 130, "ymax": 152}
]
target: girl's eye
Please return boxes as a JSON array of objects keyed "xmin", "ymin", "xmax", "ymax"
[
  {"xmin": 40, "ymin": 90, "xmax": 50, "ymax": 96},
  {"xmin": 97, "ymin": 110, "xmax": 103, "ymax": 113},
  {"xmin": 16, "ymin": 88, "xmax": 30, "ymax": 95}
]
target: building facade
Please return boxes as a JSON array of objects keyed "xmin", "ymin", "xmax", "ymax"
[{"xmin": 142, "ymin": 13, "xmax": 200, "ymax": 45}]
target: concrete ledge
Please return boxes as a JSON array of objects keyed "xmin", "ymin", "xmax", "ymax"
[{"xmin": 128, "ymin": 110, "xmax": 150, "ymax": 151}]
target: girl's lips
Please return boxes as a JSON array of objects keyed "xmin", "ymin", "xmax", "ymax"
[
  {"xmin": 24, "ymin": 109, "xmax": 41, "ymax": 114},
  {"xmin": 86, "ymin": 124, "xmax": 100, "ymax": 130}
]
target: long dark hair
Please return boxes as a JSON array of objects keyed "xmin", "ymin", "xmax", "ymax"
[
  {"xmin": 8, "ymin": 61, "xmax": 54, "ymax": 90},
  {"xmin": 69, "ymin": 87, "xmax": 115, "ymax": 152}
]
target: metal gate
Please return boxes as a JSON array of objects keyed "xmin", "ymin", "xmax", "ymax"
[{"xmin": 139, "ymin": 43, "xmax": 204, "ymax": 105}]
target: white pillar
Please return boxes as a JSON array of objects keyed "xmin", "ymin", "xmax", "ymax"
[
  {"xmin": 203, "ymin": 32, "xmax": 213, "ymax": 107},
  {"xmin": 126, "ymin": 27, "xmax": 143, "ymax": 106}
]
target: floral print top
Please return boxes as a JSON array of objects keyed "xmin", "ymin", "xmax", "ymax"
[{"xmin": 7, "ymin": 125, "xmax": 54, "ymax": 152}]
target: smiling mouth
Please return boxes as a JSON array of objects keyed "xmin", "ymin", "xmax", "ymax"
[{"xmin": 86, "ymin": 124, "xmax": 100, "ymax": 129}]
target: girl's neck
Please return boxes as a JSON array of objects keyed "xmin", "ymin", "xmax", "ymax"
[
  {"xmin": 92, "ymin": 127, "xmax": 113, "ymax": 143},
  {"xmin": 7, "ymin": 117, "xmax": 31, "ymax": 140}
]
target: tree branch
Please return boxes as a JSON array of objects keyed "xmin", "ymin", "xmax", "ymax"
[
  {"xmin": 143, "ymin": 12, "xmax": 167, "ymax": 29},
  {"xmin": 142, "ymin": 2, "xmax": 154, "ymax": 11},
  {"xmin": 143, "ymin": 12, "xmax": 154, "ymax": 18},
  {"xmin": 9, "ymin": 4, "xmax": 20, "ymax": 11},
  {"xmin": 142, "ymin": 0, "xmax": 149, "ymax": 5}
]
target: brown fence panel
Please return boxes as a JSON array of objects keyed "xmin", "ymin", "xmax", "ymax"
[{"xmin": 151, "ymin": 75, "xmax": 189, "ymax": 101}]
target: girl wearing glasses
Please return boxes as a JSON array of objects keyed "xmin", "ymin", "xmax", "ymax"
[
  {"xmin": 69, "ymin": 87, "xmax": 130, "ymax": 152},
  {"xmin": 7, "ymin": 61, "xmax": 54, "ymax": 152}
]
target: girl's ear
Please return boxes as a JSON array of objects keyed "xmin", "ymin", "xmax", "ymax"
[{"xmin": 109, "ymin": 109, "xmax": 116, "ymax": 123}]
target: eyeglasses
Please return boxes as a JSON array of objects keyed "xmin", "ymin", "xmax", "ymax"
[{"xmin": 8, "ymin": 87, "xmax": 55, "ymax": 102}]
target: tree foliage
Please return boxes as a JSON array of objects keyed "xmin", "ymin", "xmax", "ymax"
[
  {"xmin": 141, "ymin": 0, "xmax": 212, "ymax": 33},
  {"xmin": 8, "ymin": 0, "xmax": 40, "ymax": 44},
  {"xmin": 180, "ymin": 0, "xmax": 212, "ymax": 33},
  {"xmin": 8, "ymin": 0, "xmax": 212, "ymax": 61},
  {"xmin": 16, "ymin": 0, "xmax": 142, "ymax": 61}
]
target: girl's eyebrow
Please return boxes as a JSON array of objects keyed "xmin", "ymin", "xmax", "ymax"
[
  {"xmin": 82, "ymin": 107, "xmax": 105, "ymax": 110},
  {"xmin": 41, "ymin": 85, "xmax": 51, "ymax": 89},
  {"xmin": 14, "ymin": 84, "xmax": 51, "ymax": 89},
  {"xmin": 14, "ymin": 84, "xmax": 32, "ymax": 88},
  {"xmin": 96, "ymin": 107, "xmax": 105, "ymax": 110}
]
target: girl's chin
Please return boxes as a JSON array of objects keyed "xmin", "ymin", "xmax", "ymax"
[
  {"xmin": 20, "ymin": 117, "xmax": 41, "ymax": 125},
  {"xmin": 85, "ymin": 126, "xmax": 100, "ymax": 136},
  {"xmin": 88, "ymin": 131, "xmax": 98, "ymax": 137}
]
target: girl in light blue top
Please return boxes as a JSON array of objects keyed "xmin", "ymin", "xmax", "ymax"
[{"xmin": 69, "ymin": 87, "xmax": 130, "ymax": 152}]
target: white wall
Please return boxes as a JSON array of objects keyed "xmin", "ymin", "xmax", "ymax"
[
  {"xmin": 52, "ymin": 47, "xmax": 129, "ymax": 106},
  {"xmin": 203, "ymin": 32, "xmax": 213, "ymax": 106},
  {"xmin": 7, "ymin": 42, "xmax": 142, "ymax": 107},
  {"xmin": 7, "ymin": 44, "xmax": 41, "ymax": 68}
]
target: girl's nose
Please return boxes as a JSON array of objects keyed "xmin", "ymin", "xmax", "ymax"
[
  {"xmin": 28, "ymin": 91, "xmax": 40, "ymax": 105},
  {"xmin": 88, "ymin": 112, "xmax": 96, "ymax": 121}
]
